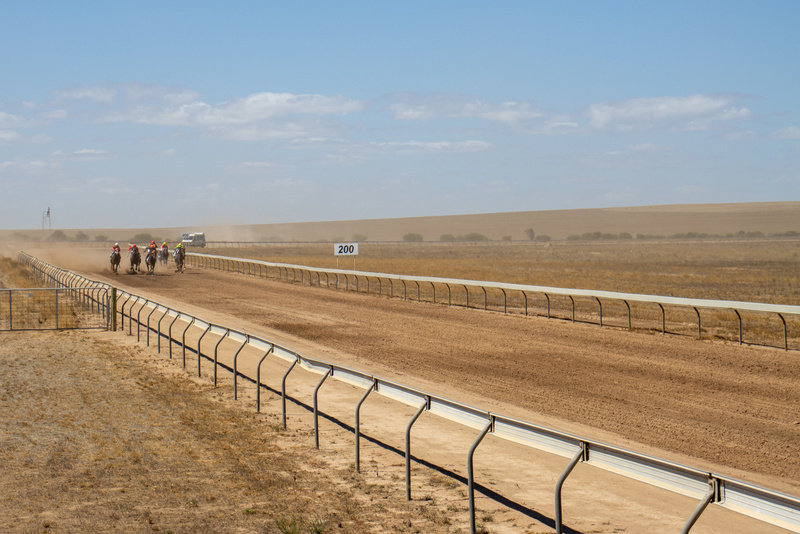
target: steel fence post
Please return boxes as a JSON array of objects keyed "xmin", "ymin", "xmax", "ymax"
[
  {"xmin": 156, "ymin": 308, "xmax": 168, "ymax": 352},
  {"xmin": 145, "ymin": 305, "xmax": 157, "ymax": 346},
  {"xmin": 468, "ymin": 418, "xmax": 494, "ymax": 534},
  {"xmin": 405, "ymin": 396, "xmax": 430, "ymax": 500},
  {"xmin": 596, "ymin": 297, "xmax": 603, "ymax": 327},
  {"xmin": 256, "ymin": 344, "xmax": 275, "ymax": 412},
  {"xmin": 167, "ymin": 312, "xmax": 180, "ymax": 359},
  {"xmin": 354, "ymin": 378, "xmax": 377, "ymax": 473},
  {"xmin": 232, "ymin": 335, "xmax": 249, "ymax": 400},
  {"xmin": 734, "ymin": 309, "xmax": 742, "ymax": 344},
  {"xmin": 555, "ymin": 442, "xmax": 586, "ymax": 534},
  {"xmin": 180, "ymin": 317, "xmax": 195, "ymax": 367},
  {"xmin": 213, "ymin": 330, "xmax": 230, "ymax": 387},
  {"xmin": 313, "ymin": 368, "xmax": 332, "ymax": 449},
  {"xmin": 281, "ymin": 357, "xmax": 298, "ymax": 429},
  {"xmin": 681, "ymin": 480, "xmax": 717, "ymax": 534},
  {"xmin": 196, "ymin": 324, "xmax": 212, "ymax": 377},
  {"xmin": 780, "ymin": 313, "xmax": 788, "ymax": 350},
  {"xmin": 694, "ymin": 307, "xmax": 701, "ymax": 338}
]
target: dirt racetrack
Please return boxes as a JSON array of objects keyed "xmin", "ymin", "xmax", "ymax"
[{"xmin": 24, "ymin": 247, "xmax": 800, "ymax": 531}]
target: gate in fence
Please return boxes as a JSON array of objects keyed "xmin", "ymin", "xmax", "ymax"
[{"xmin": 0, "ymin": 287, "xmax": 109, "ymax": 331}]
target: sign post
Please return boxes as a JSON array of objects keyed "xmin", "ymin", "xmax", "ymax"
[{"xmin": 334, "ymin": 242, "xmax": 358, "ymax": 270}]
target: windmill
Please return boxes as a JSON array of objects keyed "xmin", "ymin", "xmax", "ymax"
[{"xmin": 42, "ymin": 207, "xmax": 51, "ymax": 238}]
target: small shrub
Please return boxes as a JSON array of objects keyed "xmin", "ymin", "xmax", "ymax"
[
  {"xmin": 403, "ymin": 233, "xmax": 424, "ymax": 243},
  {"xmin": 461, "ymin": 232, "xmax": 487, "ymax": 242},
  {"xmin": 130, "ymin": 233, "xmax": 155, "ymax": 243},
  {"xmin": 276, "ymin": 516, "xmax": 304, "ymax": 534},
  {"xmin": 49, "ymin": 230, "xmax": 68, "ymax": 241}
]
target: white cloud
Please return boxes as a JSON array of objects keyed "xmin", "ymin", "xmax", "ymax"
[
  {"xmin": 208, "ymin": 122, "xmax": 313, "ymax": 141},
  {"xmin": 0, "ymin": 130, "xmax": 21, "ymax": 143},
  {"xmin": 773, "ymin": 127, "xmax": 800, "ymax": 139},
  {"xmin": 113, "ymin": 92, "xmax": 364, "ymax": 127},
  {"xmin": 0, "ymin": 111, "xmax": 38, "ymax": 128},
  {"xmin": 388, "ymin": 93, "xmax": 542, "ymax": 124},
  {"xmin": 42, "ymin": 109, "xmax": 67, "ymax": 119},
  {"xmin": 0, "ymin": 129, "xmax": 53, "ymax": 145},
  {"xmin": 369, "ymin": 140, "xmax": 491, "ymax": 153},
  {"xmin": 629, "ymin": 143, "xmax": 665, "ymax": 152},
  {"xmin": 586, "ymin": 94, "xmax": 750, "ymax": 131},
  {"xmin": 539, "ymin": 119, "xmax": 580, "ymax": 133},
  {"xmin": 0, "ymin": 159, "xmax": 59, "ymax": 173},
  {"xmin": 75, "ymin": 148, "xmax": 106, "ymax": 155},
  {"xmin": 725, "ymin": 130, "xmax": 758, "ymax": 140},
  {"xmin": 239, "ymin": 161, "xmax": 278, "ymax": 169},
  {"xmin": 225, "ymin": 161, "xmax": 294, "ymax": 173},
  {"xmin": 54, "ymin": 86, "xmax": 117, "ymax": 103}
]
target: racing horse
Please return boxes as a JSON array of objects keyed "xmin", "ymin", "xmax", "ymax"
[
  {"xmin": 129, "ymin": 248, "xmax": 141, "ymax": 274},
  {"xmin": 173, "ymin": 246, "xmax": 185, "ymax": 273},
  {"xmin": 145, "ymin": 248, "xmax": 157, "ymax": 275},
  {"xmin": 110, "ymin": 250, "xmax": 121, "ymax": 274},
  {"xmin": 158, "ymin": 246, "xmax": 169, "ymax": 267}
]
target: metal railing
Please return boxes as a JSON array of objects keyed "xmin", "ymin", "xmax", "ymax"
[
  {"xmin": 0, "ymin": 287, "xmax": 110, "ymax": 331},
  {"xmin": 187, "ymin": 252, "xmax": 800, "ymax": 351},
  {"xmin": 18, "ymin": 251, "xmax": 800, "ymax": 533}
]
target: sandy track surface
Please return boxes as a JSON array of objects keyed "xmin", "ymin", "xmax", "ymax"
[{"xmin": 20, "ymin": 248, "xmax": 800, "ymax": 532}]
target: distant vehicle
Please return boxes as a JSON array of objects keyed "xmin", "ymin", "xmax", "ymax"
[{"xmin": 180, "ymin": 232, "xmax": 206, "ymax": 248}]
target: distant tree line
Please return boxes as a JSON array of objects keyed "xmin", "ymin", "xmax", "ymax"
[{"xmin": 566, "ymin": 230, "xmax": 799, "ymax": 241}]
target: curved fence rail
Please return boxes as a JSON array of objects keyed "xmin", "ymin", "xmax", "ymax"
[
  {"xmin": 17, "ymin": 251, "xmax": 800, "ymax": 534},
  {"xmin": 187, "ymin": 251, "xmax": 800, "ymax": 351}
]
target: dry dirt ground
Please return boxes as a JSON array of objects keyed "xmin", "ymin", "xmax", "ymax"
[
  {"xmin": 5, "ymin": 247, "xmax": 800, "ymax": 533},
  {"xmin": 0, "ymin": 330, "xmax": 473, "ymax": 534}
]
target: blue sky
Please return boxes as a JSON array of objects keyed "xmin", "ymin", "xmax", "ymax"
[{"xmin": 1, "ymin": 1, "xmax": 799, "ymax": 230}]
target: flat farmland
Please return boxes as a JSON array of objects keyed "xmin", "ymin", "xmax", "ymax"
[{"xmin": 29, "ymin": 240, "xmax": 800, "ymax": 499}]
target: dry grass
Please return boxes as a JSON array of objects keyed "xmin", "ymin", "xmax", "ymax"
[
  {"xmin": 0, "ymin": 330, "xmax": 471, "ymax": 533},
  {"xmin": 0, "ymin": 257, "xmax": 38, "ymax": 289}
]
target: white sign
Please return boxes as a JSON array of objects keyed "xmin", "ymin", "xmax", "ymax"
[{"xmin": 334, "ymin": 243, "xmax": 358, "ymax": 256}]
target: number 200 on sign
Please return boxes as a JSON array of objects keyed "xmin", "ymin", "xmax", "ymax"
[{"xmin": 334, "ymin": 243, "xmax": 358, "ymax": 255}]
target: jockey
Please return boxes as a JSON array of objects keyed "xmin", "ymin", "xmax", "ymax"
[
  {"xmin": 147, "ymin": 241, "xmax": 158, "ymax": 256},
  {"xmin": 111, "ymin": 242, "xmax": 120, "ymax": 259},
  {"xmin": 161, "ymin": 241, "xmax": 168, "ymax": 252},
  {"xmin": 129, "ymin": 243, "xmax": 139, "ymax": 254}
]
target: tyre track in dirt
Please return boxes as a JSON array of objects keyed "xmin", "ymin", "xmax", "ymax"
[{"xmin": 47, "ymin": 248, "xmax": 800, "ymax": 496}]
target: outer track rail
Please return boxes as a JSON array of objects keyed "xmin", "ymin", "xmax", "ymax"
[{"xmin": 187, "ymin": 252, "xmax": 800, "ymax": 351}]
